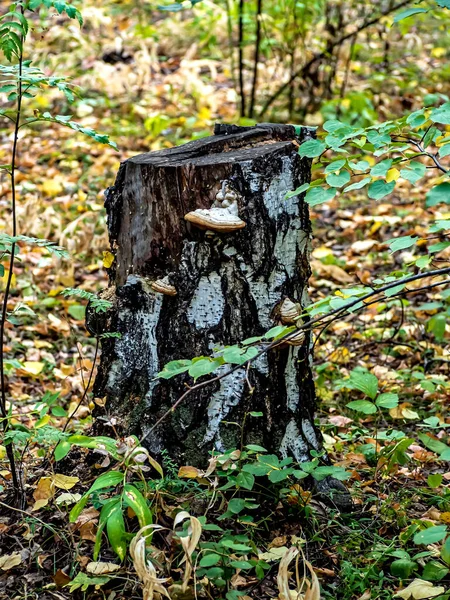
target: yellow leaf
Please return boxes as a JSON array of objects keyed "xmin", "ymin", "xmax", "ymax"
[
  {"xmin": 178, "ymin": 466, "xmax": 203, "ymax": 479},
  {"xmin": 102, "ymin": 251, "xmax": 115, "ymax": 269},
  {"xmin": 35, "ymin": 414, "xmax": 51, "ymax": 428},
  {"xmin": 41, "ymin": 179, "xmax": 63, "ymax": 197},
  {"xmin": 431, "ymin": 47, "xmax": 446, "ymax": 58},
  {"xmin": 0, "ymin": 552, "xmax": 22, "ymax": 570},
  {"xmin": 386, "ymin": 168, "xmax": 400, "ymax": 183},
  {"xmin": 22, "ymin": 361, "xmax": 44, "ymax": 376},
  {"xmin": 312, "ymin": 245, "xmax": 333, "ymax": 259},
  {"xmin": 439, "ymin": 512, "xmax": 450, "ymax": 524},
  {"xmin": 0, "ymin": 446, "xmax": 5, "ymax": 459},
  {"xmin": 53, "ymin": 474, "xmax": 79, "ymax": 490}
]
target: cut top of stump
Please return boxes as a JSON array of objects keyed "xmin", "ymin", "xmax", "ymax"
[{"xmin": 105, "ymin": 123, "xmax": 314, "ymax": 286}]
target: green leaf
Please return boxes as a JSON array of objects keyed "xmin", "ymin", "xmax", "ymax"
[
  {"xmin": 441, "ymin": 537, "xmax": 450, "ymax": 565},
  {"xmin": 346, "ymin": 400, "xmax": 377, "ymax": 414},
  {"xmin": 236, "ymin": 471, "xmax": 255, "ymax": 490},
  {"xmin": 427, "ymin": 474, "xmax": 443, "ymax": 488},
  {"xmin": 376, "ymin": 393, "xmax": 399, "ymax": 409},
  {"xmin": 264, "ymin": 325, "xmax": 288, "ymax": 340},
  {"xmin": 387, "ymin": 236, "xmax": 419, "ymax": 253},
  {"xmin": 158, "ymin": 359, "xmax": 192, "ymax": 379},
  {"xmin": 229, "ymin": 560, "xmax": 253, "ymax": 570},
  {"xmin": 305, "ymin": 186, "xmax": 337, "ymax": 207},
  {"xmin": 430, "ymin": 102, "xmax": 450, "ymax": 125},
  {"xmin": 188, "ymin": 358, "xmax": 222, "ymax": 380},
  {"xmin": 54, "ymin": 440, "xmax": 71, "ymax": 461},
  {"xmin": 68, "ymin": 304, "xmax": 86, "ymax": 320},
  {"xmin": 312, "ymin": 465, "xmax": 350, "ymax": 481},
  {"xmin": 413, "ymin": 526, "xmax": 448, "ymax": 545},
  {"xmin": 400, "ymin": 161, "xmax": 426, "ymax": 183},
  {"xmin": 394, "ymin": 7, "xmax": 428, "ymax": 21},
  {"xmin": 427, "ymin": 314, "xmax": 446, "ymax": 341},
  {"xmin": 367, "ymin": 180, "xmax": 395, "ymax": 200},
  {"xmin": 51, "ymin": 406, "xmax": 67, "ymax": 417},
  {"xmin": 285, "ymin": 183, "xmax": 309, "ymax": 199},
  {"xmin": 439, "ymin": 143, "xmax": 450, "ymax": 158},
  {"xmin": 342, "ymin": 369, "xmax": 379, "ymax": 399},
  {"xmin": 418, "ymin": 433, "xmax": 450, "ymax": 455},
  {"xmin": 422, "ymin": 126, "xmax": 438, "ymax": 149},
  {"xmin": 422, "ymin": 560, "xmax": 449, "ymax": 582},
  {"xmin": 343, "ymin": 177, "xmax": 371, "ymax": 192},
  {"xmin": 391, "ymin": 558, "xmax": 417, "ymax": 579},
  {"xmin": 426, "ymin": 183, "xmax": 450, "ymax": 207},
  {"xmin": 200, "ymin": 554, "xmax": 222, "ymax": 567},
  {"xmin": 324, "ymin": 159, "xmax": 346, "ymax": 174},
  {"xmin": 246, "ymin": 444, "xmax": 267, "ymax": 452},
  {"xmin": 106, "ymin": 504, "xmax": 127, "ymax": 561},
  {"xmin": 69, "ymin": 471, "xmax": 123, "ymax": 523},
  {"xmin": 268, "ymin": 469, "xmax": 290, "ymax": 483},
  {"xmin": 370, "ymin": 159, "xmax": 393, "ymax": 177},
  {"xmin": 123, "ymin": 484, "xmax": 153, "ymax": 529},
  {"xmin": 298, "ymin": 139, "xmax": 326, "ymax": 158},
  {"xmin": 326, "ymin": 170, "xmax": 351, "ymax": 188},
  {"xmin": 228, "ymin": 498, "xmax": 246, "ymax": 514}
]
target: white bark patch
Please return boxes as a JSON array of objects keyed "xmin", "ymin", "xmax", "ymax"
[
  {"xmin": 187, "ymin": 272, "xmax": 225, "ymax": 330},
  {"xmin": 302, "ymin": 419, "xmax": 321, "ymax": 451},
  {"xmin": 280, "ymin": 420, "xmax": 309, "ymax": 463},
  {"xmin": 247, "ymin": 269, "xmax": 286, "ymax": 328},
  {"xmin": 203, "ymin": 367, "xmax": 246, "ymax": 448},
  {"xmin": 261, "ymin": 156, "xmax": 297, "ymax": 220},
  {"xmin": 285, "ymin": 347, "xmax": 300, "ymax": 411}
]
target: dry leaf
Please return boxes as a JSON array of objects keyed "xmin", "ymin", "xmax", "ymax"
[
  {"xmin": 178, "ymin": 466, "xmax": 203, "ymax": 479},
  {"xmin": 0, "ymin": 552, "xmax": 22, "ymax": 571},
  {"xmin": 86, "ymin": 561, "xmax": 121, "ymax": 575},
  {"xmin": 53, "ymin": 568, "xmax": 72, "ymax": 587},
  {"xmin": 394, "ymin": 579, "xmax": 445, "ymax": 599},
  {"xmin": 53, "ymin": 474, "xmax": 79, "ymax": 490},
  {"xmin": 33, "ymin": 477, "xmax": 54, "ymax": 510}
]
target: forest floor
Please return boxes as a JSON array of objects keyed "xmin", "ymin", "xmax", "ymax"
[{"xmin": 0, "ymin": 3, "xmax": 450, "ymax": 600}]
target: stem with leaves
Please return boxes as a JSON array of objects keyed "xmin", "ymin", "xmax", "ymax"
[{"xmin": 0, "ymin": 11, "xmax": 23, "ymax": 502}]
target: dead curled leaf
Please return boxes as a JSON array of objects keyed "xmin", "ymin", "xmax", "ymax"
[
  {"xmin": 86, "ymin": 561, "xmax": 121, "ymax": 575},
  {"xmin": 0, "ymin": 552, "xmax": 22, "ymax": 571},
  {"xmin": 394, "ymin": 579, "xmax": 446, "ymax": 599}
]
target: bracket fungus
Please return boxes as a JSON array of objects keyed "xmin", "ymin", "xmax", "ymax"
[
  {"xmin": 150, "ymin": 276, "xmax": 177, "ymax": 296},
  {"xmin": 184, "ymin": 207, "xmax": 246, "ymax": 233},
  {"xmin": 279, "ymin": 298, "xmax": 302, "ymax": 324}
]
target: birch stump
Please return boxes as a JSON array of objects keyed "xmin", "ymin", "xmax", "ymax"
[{"xmin": 90, "ymin": 123, "xmax": 349, "ymax": 507}]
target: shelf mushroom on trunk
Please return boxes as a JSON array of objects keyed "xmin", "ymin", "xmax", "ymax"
[{"xmin": 89, "ymin": 123, "xmax": 351, "ymax": 510}]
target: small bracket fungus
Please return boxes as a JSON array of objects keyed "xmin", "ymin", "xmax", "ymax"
[
  {"xmin": 184, "ymin": 207, "xmax": 246, "ymax": 233},
  {"xmin": 150, "ymin": 276, "xmax": 177, "ymax": 296},
  {"xmin": 286, "ymin": 328, "xmax": 306, "ymax": 346},
  {"xmin": 278, "ymin": 298, "xmax": 302, "ymax": 324}
]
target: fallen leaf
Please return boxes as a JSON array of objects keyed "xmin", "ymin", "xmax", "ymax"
[
  {"xmin": 0, "ymin": 552, "xmax": 22, "ymax": 570},
  {"xmin": 329, "ymin": 415, "xmax": 353, "ymax": 427},
  {"xmin": 86, "ymin": 562, "xmax": 121, "ymax": 575},
  {"xmin": 53, "ymin": 474, "xmax": 79, "ymax": 490},
  {"xmin": 53, "ymin": 569, "xmax": 72, "ymax": 587},
  {"xmin": 394, "ymin": 579, "xmax": 445, "ymax": 599},
  {"xmin": 102, "ymin": 251, "xmax": 115, "ymax": 268},
  {"xmin": 178, "ymin": 466, "xmax": 203, "ymax": 478},
  {"xmin": 55, "ymin": 492, "xmax": 82, "ymax": 506},
  {"xmin": 22, "ymin": 361, "xmax": 44, "ymax": 376},
  {"xmin": 33, "ymin": 477, "xmax": 54, "ymax": 510}
]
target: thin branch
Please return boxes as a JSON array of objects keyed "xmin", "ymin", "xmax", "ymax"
[
  {"xmin": 259, "ymin": 0, "xmax": 413, "ymax": 117},
  {"xmin": 141, "ymin": 267, "xmax": 450, "ymax": 440}
]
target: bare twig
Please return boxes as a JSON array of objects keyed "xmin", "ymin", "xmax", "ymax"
[
  {"xmin": 141, "ymin": 267, "xmax": 450, "ymax": 439},
  {"xmin": 259, "ymin": 0, "xmax": 413, "ymax": 117}
]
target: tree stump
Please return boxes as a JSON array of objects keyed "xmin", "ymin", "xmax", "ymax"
[{"xmin": 90, "ymin": 123, "xmax": 349, "ymax": 507}]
